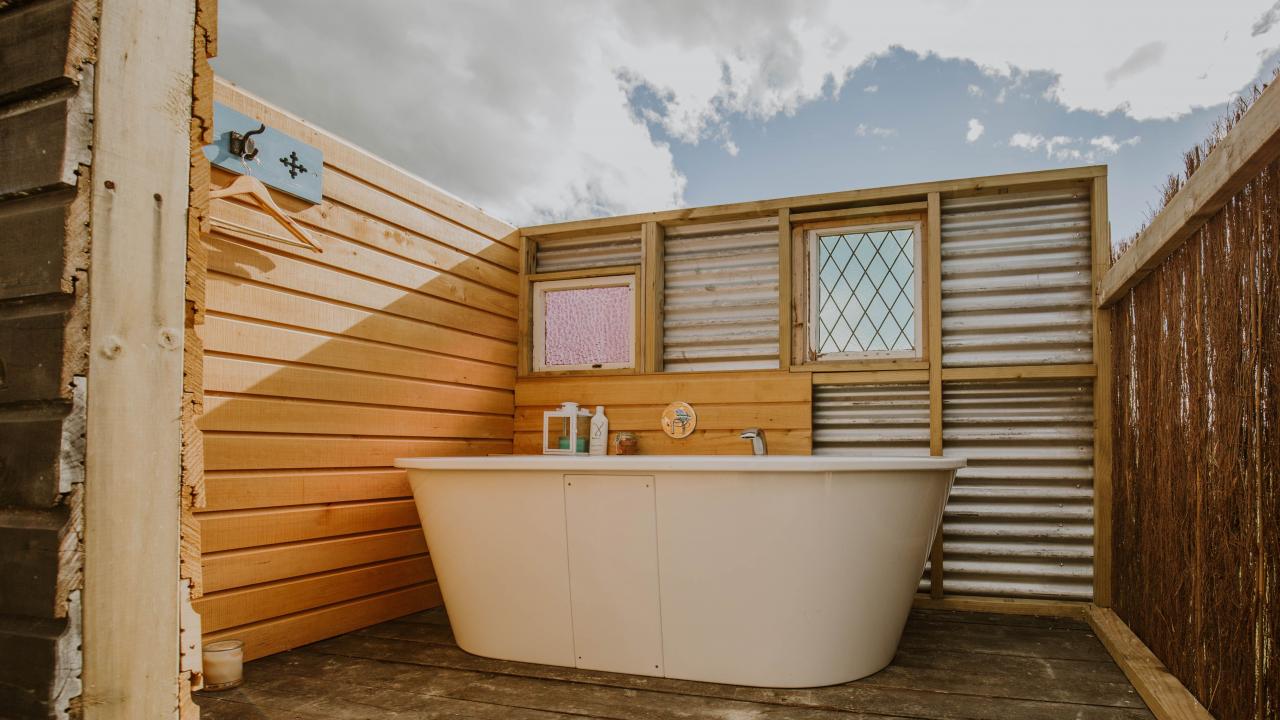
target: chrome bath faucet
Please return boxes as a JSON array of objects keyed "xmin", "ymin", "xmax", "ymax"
[{"xmin": 740, "ymin": 428, "xmax": 768, "ymax": 456}]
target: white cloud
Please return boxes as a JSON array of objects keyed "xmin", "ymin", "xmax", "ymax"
[
  {"xmin": 215, "ymin": 0, "xmax": 1280, "ymax": 224},
  {"xmin": 967, "ymin": 84, "xmax": 984, "ymax": 97},
  {"xmin": 1089, "ymin": 135, "xmax": 1141, "ymax": 153},
  {"xmin": 723, "ymin": 139, "xmax": 741, "ymax": 156},
  {"xmin": 1009, "ymin": 132, "xmax": 1044, "ymax": 150},
  {"xmin": 856, "ymin": 123, "xmax": 897, "ymax": 138},
  {"xmin": 864, "ymin": 84, "xmax": 879, "ymax": 93},
  {"xmin": 966, "ymin": 118, "xmax": 985, "ymax": 143},
  {"xmin": 1009, "ymin": 131, "xmax": 1142, "ymax": 161}
]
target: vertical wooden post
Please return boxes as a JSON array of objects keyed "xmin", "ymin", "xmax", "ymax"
[
  {"xmin": 778, "ymin": 209, "xmax": 792, "ymax": 370},
  {"xmin": 927, "ymin": 192, "xmax": 945, "ymax": 598},
  {"xmin": 642, "ymin": 221, "xmax": 664, "ymax": 373},
  {"xmin": 517, "ymin": 232, "xmax": 532, "ymax": 376},
  {"xmin": 83, "ymin": 0, "xmax": 194, "ymax": 716},
  {"xmin": 1091, "ymin": 176, "xmax": 1114, "ymax": 608}
]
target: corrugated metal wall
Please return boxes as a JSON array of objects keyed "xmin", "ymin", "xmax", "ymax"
[
  {"xmin": 940, "ymin": 188, "xmax": 1093, "ymax": 367},
  {"xmin": 812, "ymin": 384, "xmax": 930, "ymax": 456},
  {"xmin": 535, "ymin": 231, "xmax": 642, "ymax": 273},
  {"xmin": 939, "ymin": 379, "xmax": 1095, "ymax": 600},
  {"xmin": 662, "ymin": 218, "xmax": 780, "ymax": 372}
]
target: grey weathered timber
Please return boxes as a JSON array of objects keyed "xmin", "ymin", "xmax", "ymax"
[
  {"xmin": 0, "ymin": 0, "xmax": 96, "ymax": 716},
  {"xmin": 197, "ymin": 608, "xmax": 1154, "ymax": 720}
]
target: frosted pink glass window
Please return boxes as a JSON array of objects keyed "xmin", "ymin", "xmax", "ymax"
[{"xmin": 542, "ymin": 285, "xmax": 632, "ymax": 367}]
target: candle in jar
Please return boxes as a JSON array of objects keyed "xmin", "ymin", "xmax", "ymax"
[{"xmin": 202, "ymin": 639, "xmax": 244, "ymax": 690}]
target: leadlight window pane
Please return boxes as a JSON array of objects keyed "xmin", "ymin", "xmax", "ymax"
[{"xmin": 815, "ymin": 226, "xmax": 916, "ymax": 355}]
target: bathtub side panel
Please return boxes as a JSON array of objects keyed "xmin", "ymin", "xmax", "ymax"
[
  {"xmin": 407, "ymin": 469, "xmax": 575, "ymax": 667},
  {"xmin": 655, "ymin": 469, "xmax": 950, "ymax": 687}
]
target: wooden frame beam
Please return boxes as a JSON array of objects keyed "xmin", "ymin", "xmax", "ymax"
[
  {"xmin": 642, "ymin": 221, "xmax": 664, "ymax": 373},
  {"xmin": 522, "ymin": 165, "xmax": 1106, "ymax": 239},
  {"xmin": 941, "ymin": 363, "xmax": 1097, "ymax": 382},
  {"xmin": 1098, "ymin": 79, "xmax": 1280, "ymax": 306},
  {"xmin": 913, "ymin": 595, "xmax": 1089, "ymax": 619},
  {"xmin": 925, "ymin": 192, "xmax": 945, "ymax": 599},
  {"xmin": 777, "ymin": 209, "xmax": 792, "ymax": 369},
  {"xmin": 1087, "ymin": 607, "xmax": 1214, "ymax": 720},
  {"xmin": 1091, "ymin": 176, "xmax": 1115, "ymax": 607},
  {"xmin": 789, "ymin": 200, "xmax": 928, "ymax": 225},
  {"xmin": 83, "ymin": 0, "xmax": 194, "ymax": 715}
]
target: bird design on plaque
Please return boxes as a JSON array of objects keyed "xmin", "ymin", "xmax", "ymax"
[{"xmin": 661, "ymin": 401, "xmax": 697, "ymax": 439}]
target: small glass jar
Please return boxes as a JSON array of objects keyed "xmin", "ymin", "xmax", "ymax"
[
  {"xmin": 202, "ymin": 639, "xmax": 244, "ymax": 691},
  {"xmin": 613, "ymin": 431, "xmax": 639, "ymax": 455}
]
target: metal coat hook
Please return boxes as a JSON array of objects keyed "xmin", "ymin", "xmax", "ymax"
[{"xmin": 228, "ymin": 123, "xmax": 266, "ymax": 161}]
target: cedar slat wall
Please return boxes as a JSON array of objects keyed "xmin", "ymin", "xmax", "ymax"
[
  {"xmin": 193, "ymin": 80, "xmax": 519, "ymax": 661},
  {"xmin": 514, "ymin": 372, "xmax": 811, "ymax": 455}
]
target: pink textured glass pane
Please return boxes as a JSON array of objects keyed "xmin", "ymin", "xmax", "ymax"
[{"xmin": 543, "ymin": 285, "xmax": 632, "ymax": 366}]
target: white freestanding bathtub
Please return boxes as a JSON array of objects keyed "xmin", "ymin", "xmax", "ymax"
[{"xmin": 394, "ymin": 455, "xmax": 963, "ymax": 688}]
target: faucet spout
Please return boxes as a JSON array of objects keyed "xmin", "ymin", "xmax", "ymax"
[{"xmin": 739, "ymin": 428, "xmax": 768, "ymax": 456}]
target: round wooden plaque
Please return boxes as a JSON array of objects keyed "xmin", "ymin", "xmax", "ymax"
[{"xmin": 661, "ymin": 401, "xmax": 697, "ymax": 439}]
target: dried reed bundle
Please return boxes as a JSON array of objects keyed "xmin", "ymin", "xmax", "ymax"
[{"xmin": 1110, "ymin": 71, "xmax": 1278, "ymax": 719}]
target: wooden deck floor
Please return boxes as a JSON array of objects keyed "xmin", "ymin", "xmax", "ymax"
[{"xmin": 196, "ymin": 607, "xmax": 1153, "ymax": 719}]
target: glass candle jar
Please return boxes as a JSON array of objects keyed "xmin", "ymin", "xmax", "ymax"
[{"xmin": 202, "ymin": 639, "xmax": 244, "ymax": 691}]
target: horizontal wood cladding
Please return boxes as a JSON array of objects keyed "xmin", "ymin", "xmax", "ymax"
[
  {"xmin": 0, "ymin": 0, "xmax": 95, "ymax": 101},
  {"xmin": 193, "ymin": 555, "xmax": 435, "ymax": 633},
  {"xmin": 514, "ymin": 371, "xmax": 811, "ymax": 455},
  {"xmin": 198, "ymin": 83, "xmax": 517, "ymax": 660},
  {"xmin": 0, "ymin": 1, "xmax": 97, "ymax": 714},
  {"xmin": 206, "ymin": 582, "xmax": 444, "ymax": 662}
]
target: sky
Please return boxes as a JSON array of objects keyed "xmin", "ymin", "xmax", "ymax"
[{"xmin": 213, "ymin": 1, "xmax": 1280, "ymax": 243}]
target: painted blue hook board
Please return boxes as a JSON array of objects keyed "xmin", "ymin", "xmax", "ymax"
[{"xmin": 204, "ymin": 102, "xmax": 324, "ymax": 205}]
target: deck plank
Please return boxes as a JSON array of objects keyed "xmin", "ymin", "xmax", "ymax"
[{"xmin": 197, "ymin": 608, "xmax": 1154, "ymax": 720}]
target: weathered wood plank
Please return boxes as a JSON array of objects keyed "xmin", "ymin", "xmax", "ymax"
[
  {"xmin": 1087, "ymin": 607, "xmax": 1214, "ymax": 720},
  {"xmin": 0, "ymin": 0, "xmax": 94, "ymax": 100},
  {"xmin": 0, "ymin": 89, "xmax": 92, "ymax": 197},
  {"xmin": 308, "ymin": 629, "xmax": 1151, "ymax": 720}
]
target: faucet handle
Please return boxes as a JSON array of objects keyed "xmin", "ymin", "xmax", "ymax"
[{"xmin": 740, "ymin": 427, "xmax": 760, "ymax": 439}]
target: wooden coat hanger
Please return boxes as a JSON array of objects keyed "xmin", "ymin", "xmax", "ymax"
[{"xmin": 210, "ymin": 174, "xmax": 322, "ymax": 253}]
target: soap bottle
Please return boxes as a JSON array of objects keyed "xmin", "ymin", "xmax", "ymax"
[{"xmin": 589, "ymin": 406, "xmax": 609, "ymax": 455}]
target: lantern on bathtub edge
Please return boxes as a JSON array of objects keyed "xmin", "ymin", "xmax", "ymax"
[{"xmin": 543, "ymin": 401, "xmax": 592, "ymax": 455}]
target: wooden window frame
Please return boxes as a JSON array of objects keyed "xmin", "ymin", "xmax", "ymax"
[
  {"xmin": 794, "ymin": 216, "xmax": 926, "ymax": 369},
  {"xmin": 530, "ymin": 272, "xmax": 640, "ymax": 374}
]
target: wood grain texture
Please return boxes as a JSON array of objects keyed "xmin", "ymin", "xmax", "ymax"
[
  {"xmin": 198, "ymin": 84, "xmax": 518, "ymax": 660},
  {"xmin": 1087, "ymin": 607, "xmax": 1213, "ymax": 720},
  {"xmin": 0, "ymin": 0, "xmax": 94, "ymax": 100},
  {"xmin": 514, "ymin": 371, "xmax": 810, "ymax": 455},
  {"xmin": 195, "ymin": 606, "xmax": 1155, "ymax": 719},
  {"xmin": 82, "ymin": 0, "xmax": 193, "ymax": 716}
]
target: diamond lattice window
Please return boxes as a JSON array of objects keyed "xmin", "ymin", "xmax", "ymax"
[{"xmin": 813, "ymin": 225, "xmax": 918, "ymax": 357}]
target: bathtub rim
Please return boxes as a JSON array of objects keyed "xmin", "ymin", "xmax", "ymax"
[{"xmin": 395, "ymin": 454, "xmax": 965, "ymax": 473}]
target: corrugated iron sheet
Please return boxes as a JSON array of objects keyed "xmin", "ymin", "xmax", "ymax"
[
  {"xmin": 930, "ymin": 379, "xmax": 1095, "ymax": 600},
  {"xmin": 662, "ymin": 219, "xmax": 780, "ymax": 372},
  {"xmin": 535, "ymin": 231, "xmax": 642, "ymax": 273},
  {"xmin": 940, "ymin": 188, "xmax": 1093, "ymax": 367},
  {"xmin": 812, "ymin": 383, "xmax": 930, "ymax": 456}
]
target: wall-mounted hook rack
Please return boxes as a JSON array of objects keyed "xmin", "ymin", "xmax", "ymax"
[{"xmin": 228, "ymin": 123, "xmax": 266, "ymax": 160}]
